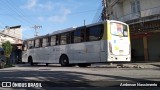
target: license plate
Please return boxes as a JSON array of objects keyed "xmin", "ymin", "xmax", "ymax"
[{"xmin": 119, "ymin": 50, "xmax": 124, "ymax": 53}]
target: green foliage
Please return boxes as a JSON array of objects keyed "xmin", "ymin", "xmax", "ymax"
[{"xmin": 2, "ymin": 41, "xmax": 12, "ymax": 58}]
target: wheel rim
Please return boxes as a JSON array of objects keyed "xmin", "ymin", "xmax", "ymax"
[
  {"xmin": 60, "ymin": 56, "xmax": 69, "ymax": 66},
  {"xmin": 62, "ymin": 59, "xmax": 67, "ymax": 65}
]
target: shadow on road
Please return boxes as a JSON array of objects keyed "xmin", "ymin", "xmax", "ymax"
[
  {"xmin": 150, "ymin": 64, "xmax": 160, "ymax": 68},
  {"xmin": 0, "ymin": 69, "xmax": 159, "ymax": 89}
]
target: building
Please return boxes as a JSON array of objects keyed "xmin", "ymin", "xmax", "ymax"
[
  {"xmin": 104, "ymin": 0, "xmax": 160, "ymax": 62},
  {"xmin": 0, "ymin": 25, "xmax": 23, "ymax": 63},
  {"xmin": 0, "ymin": 25, "xmax": 22, "ymax": 47}
]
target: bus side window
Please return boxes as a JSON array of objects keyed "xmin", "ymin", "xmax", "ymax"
[
  {"xmin": 42, "ymin": 37, "xmax": 49, "ymax": 47},
  {"xmin": 66, "ymin": 32, "xmax": 71, "ymax": 44},
  {"xmin": 56, "ymin": 35, "xmax": 60, "ymax": 45},
  {"xmin": 39, "ymin": 39, "xmax": 43, "ymax": 47},
  {"xmin": 23, "ymin": 41, "xmax": 27, "ymax": 51},
  {"xmin": 51, "ymin": 36, "xmax": 56, "ymax": 46},
  {"xmin": 60, "ymin": 33, "xmax": 67, "ymax": 45},
  {"xmin": 86, "ymin": 27, "xmax": 89, "ymax": 41},
  {"xmin": 81, "ymin": 29, "xmax": 85, "ymax": 42},
  {"xmin": 35, "ymin": 39, "xmax": 40, "ymax": 48},
  {"xmin": 27, "ymin": 40, "xmax": 34, "ymax": 49},
  {"xmin": 70, "ymin": 31, "xmax": 74, "ymax": 43},
  {"xmin": 74, "ymin": 30, "xmax": 81, "ymax": 43},
  {"xmin": 87, "ymin": 24, "xmax": 104, "ymax": 41}
]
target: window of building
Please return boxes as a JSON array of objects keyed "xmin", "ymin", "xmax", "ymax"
[
  {"xmin": 86, "ymin": 24, "xmax": 104, "ymax": 41},
  {"xmin": 107, "ymin": 0, "xmax": 111, "ymax": 3},
  {"xmin": 51, "ymin": 36, "xmax": 56, "ymax": 46},
  {"xmin": 131, "ymin": 0, "xmax": 140, "ymax": 13}
]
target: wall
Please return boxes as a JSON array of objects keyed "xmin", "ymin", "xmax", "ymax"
[
  {"xmin": 2, "ymin": 27, "xmax": 22, "ymax": 39},
  {"xmin": 148, "ymin": 33, "xmax": 160, "ymax": 61},
  {"xmin": 112, "ymin": 2, "xmax": 124, "ymax": 19},
  {"xmin": 131, "ymin": 38, "xmax": 144, "ymax": 61},
  {"xmin": 0, "ymin": 26, "xmax": 22, "ymax": 46},
  {"xmin": 140, "ymin": 0, "xmax": 160, "ymax": 10}
]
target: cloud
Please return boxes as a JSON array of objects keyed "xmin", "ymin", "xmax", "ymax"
[
  {"xmin": 22, "ymin": 0, "xmax": 54, "ymax": 11},
  {"xmin": 48, "ymin": 7, "xmax": 71, "ymax": 23},
  {"xmin": 38, "ymin": 2, "xmax": 53, "ymax": 11},
  {"xmin": 24, "ymin": 0, "xmax": 37, "ymax": 10},
  {"xmin": 22, "ymin": 0, "xmax": 72, "ymax": 23}
]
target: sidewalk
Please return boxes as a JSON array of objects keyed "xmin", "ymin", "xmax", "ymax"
[{"xmin": 91, "ymin": 62, "xmax": 160, "ymax": 69}]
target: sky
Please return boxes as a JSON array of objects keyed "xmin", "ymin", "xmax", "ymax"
[{"xmin": 0, "ymin": 0, "xmax": 101, "ymax": 39}]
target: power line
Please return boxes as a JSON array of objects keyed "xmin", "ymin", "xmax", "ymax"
[
  {"xmin": 9, "ymin": 0, "xmax": 40, "ymax": 25},
  {"xmin": 3, "ymin": 0, "xmax": 33, "ymax": 26},
  {"xmin": 0, "ymin": 0, "xmax": 37, "ymax": 39},
  {"xmin": 92, "ymin": 3, "xmax": 103, "ymax": 23}
]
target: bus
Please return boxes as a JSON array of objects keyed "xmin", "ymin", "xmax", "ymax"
[{"xmin": 22, "ymin": 20, "xmax": 131, "ymax": 67}]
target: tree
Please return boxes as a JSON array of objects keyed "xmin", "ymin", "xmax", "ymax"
[{"xmin": 2, "ymin": 41, "xmax": 12, "ymax": 65}]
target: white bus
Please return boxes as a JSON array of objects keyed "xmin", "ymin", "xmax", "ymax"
[{"xmin": 22, "ymin": 20, "xmax": 131, "ymax": 67}]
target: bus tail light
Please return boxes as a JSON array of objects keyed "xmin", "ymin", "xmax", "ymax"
[
  {"xmin": 109, "ymin": 42, "xmax": 113, "ymax": 54},
  {"xmin": 129, "ymin": 44, "xmax": 131, "ymax": 55}
]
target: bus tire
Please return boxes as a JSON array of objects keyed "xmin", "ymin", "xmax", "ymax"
[
  {"xmin": 59, "ymin": 55, "xmax": 69, "ymax": 67},
  {"xmin": 46, "ymin": 63, "xmax": 49, "ymax": 66},
  {"xmin": 78, "ymin": 63, "xmax": 91, "ymax": 67},
  {"xmin": 28, "ymin": 56, "xmax": 34, "ymax": 66}
]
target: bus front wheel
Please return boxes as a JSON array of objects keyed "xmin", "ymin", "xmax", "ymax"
[{"xmin": 60, "ymin": 55, "xmax": 69, "ymax": 67}]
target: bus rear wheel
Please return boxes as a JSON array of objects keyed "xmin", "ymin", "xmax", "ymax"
[{"xmin": 60, "ymin": 55, "xmax": 69, "ymax": 67}]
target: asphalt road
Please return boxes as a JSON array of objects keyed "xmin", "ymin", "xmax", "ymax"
[{"xmin": 0, "ymin": 64, "xmax": 160, "ymax": 90}]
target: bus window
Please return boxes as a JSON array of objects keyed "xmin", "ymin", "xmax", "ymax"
[
  {"xmin": 42, "ymin": 37, "xmax": 49, "ymax": 47},
  {"xmin": 66, "ymin": 32, "xmax": 71, "ymax": 44},
  {"xmin": 74, "ymin": 30, "xmax": 81, "ymax": 43},
  {"xmin": 27, "ymin": 40, "xmax": 34, "ymax": 49},
  {"xmin": 76, "ymin": 27, "xmax": 86, "ymax": 42},
  {"xmin": 51, "ymin": 36, "xmax": 56, "ymax": 46},
  {"xmin": 60, "ymin": 33, "xmax": 67, "ymax": 45},
  {"xmin": 81, "ymin": 29, "xmax": 85, "ymax": 42},
  {"xmin": 35, "ymin": 39, "xmax": 40, "ymax": 48},
  {"xmin": 70, "ymin": 32, "xmax": 74, "ymax": 43},
  {"xmin": 22, "ymin": 41, "xmax": 27, "ymax": 51},
  {"xmin": 111, "ymin": 22, "xmax": 128, "ymax": 37},
  {"xmin": 123, "ymin": 25, "xmax": 128, "ymax": 37},
  {"xmin": 56, "ymin": 35, "xmax": 60, "ymax": 45},
  {"xmin": 87, "ymin": 25, "xmax": 103, "ymax": 41}
]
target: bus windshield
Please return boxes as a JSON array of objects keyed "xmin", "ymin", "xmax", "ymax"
[{"xmin": 110, "ymin": 22, "xmax": 128, "ymax": 37}]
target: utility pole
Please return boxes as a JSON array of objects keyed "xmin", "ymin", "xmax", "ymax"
[
  {"xmin": 32, "ymin": 25, "xmax": 42, "ymax": 37},
  {"xmin": 102, "ymin": 0, "xmax": 108, "ymax": 20},
  {"xmin": 84, "ymin": 20, "xmax": 86, "ymax": 26}
]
